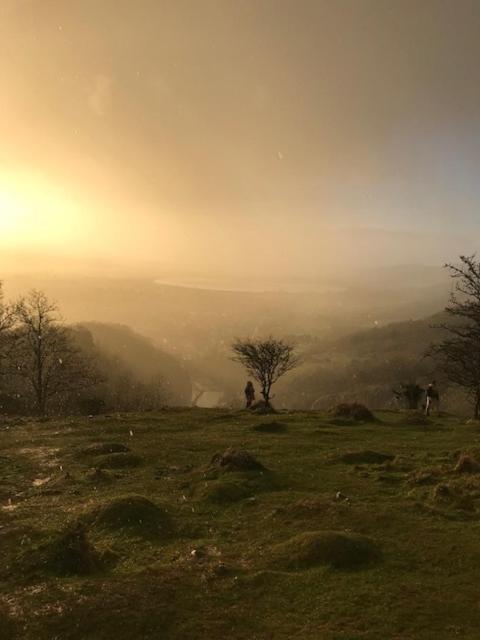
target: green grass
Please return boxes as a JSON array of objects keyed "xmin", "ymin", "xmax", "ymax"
[{"xmin": 2, "ymin": 409, "xmax": 480, "ymax": 639}]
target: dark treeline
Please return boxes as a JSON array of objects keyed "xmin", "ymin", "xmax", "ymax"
[{"xmin": 0, "ymin": 284, "xmax": 189, "ymax": 416}]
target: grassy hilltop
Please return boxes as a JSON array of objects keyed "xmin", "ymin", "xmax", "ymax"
[{"xmin": 2, "ymin": 409, "xmax": 480, "ymax": 639}]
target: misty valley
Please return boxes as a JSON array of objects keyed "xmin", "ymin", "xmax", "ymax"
[{"xmin": 0, "ymin": 265, "xmax": 459, "ymax": 416}]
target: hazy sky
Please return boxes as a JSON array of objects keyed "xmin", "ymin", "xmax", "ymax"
[{"xmin": 1, "ymin": 0, "xmax": 480, "ymax": 280}]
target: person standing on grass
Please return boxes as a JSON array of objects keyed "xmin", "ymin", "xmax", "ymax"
[
  {"xmin": 244, "ymin": 380, "xmax": 255, "ymax": 408},
  {"xmin": 425, "ymin": 381, "xmax": 439, "ymax": 416}
]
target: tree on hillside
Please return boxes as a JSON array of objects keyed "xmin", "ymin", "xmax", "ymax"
[
  {"xmin": 231, "ymin": 337, "xmax": 298, "ymax": 407},
  {"xmin": 0, "ymin": 282, "xmax": 15, "ymax": 374},
  {"xmin": 430, "ymin": 255, "xmax": 480, "ymax": 418},
  {"xmin": 11, "ymin": 290, "xmax": 97, "ymax": 416}
]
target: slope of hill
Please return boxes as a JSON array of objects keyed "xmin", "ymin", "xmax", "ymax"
[
  {"xmin": 2, "ymin": 409, "xmax": 480, "ymax": 639},
  {"xmin": 79, "ymin": 322, "xmax": 192, "ymax": 406},
  {"xmin": 282, "ymin": 313, "xmax": 460, "ymax": 411}
]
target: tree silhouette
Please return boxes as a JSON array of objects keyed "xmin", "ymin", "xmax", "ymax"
[
  {"xmin": 430, "ymin": 255, "xmax": 480, "ymax": 418},
  {"xmin": 231, "ymin": 337, "xmax": 298, "ymax": 407},
  {"xmin": 12, "ymin": 290, "xmax": 97, "ymax": 415}
]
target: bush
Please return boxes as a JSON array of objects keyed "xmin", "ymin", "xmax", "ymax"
[
  {"xmin": 0, "ymin": 393, "xmax": 26, "ymax": 415},
  {"xmin": 77, "ymin": 397, "xmax": 107, "ymax": 416}
]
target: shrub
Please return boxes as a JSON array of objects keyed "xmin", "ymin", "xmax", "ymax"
[{"xmin": 77, "ymin": 397, "xmax": 106, "ymax": 416}]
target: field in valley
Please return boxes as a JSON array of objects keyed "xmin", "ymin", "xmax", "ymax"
[{"xmin": 2, "ymin": 408, "xmax": 480, "ymax": 639}]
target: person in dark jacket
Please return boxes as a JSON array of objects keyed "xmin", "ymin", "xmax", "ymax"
[{"xmin": 244, "ymin": 381, "xmax": 255, "ymax": 408}]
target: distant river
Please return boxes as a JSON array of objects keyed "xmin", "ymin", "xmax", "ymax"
[{"xmin": 154, "ymin": 277, "xmax": 344, "ymax": 294}]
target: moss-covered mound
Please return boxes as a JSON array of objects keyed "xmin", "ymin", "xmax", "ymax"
[
  {"xmin": 431, "ymin": 482, "xmax": 476, "ymax": 512},
  {"xmin": 408, "ymin": 467, "xmax": 442, "ymax": 485},
  {"xmin": 202, "ymin": 478, "xmax": 254, "ymax": 503},
  {"xmin": 85, "ymin": 468, "xmax": 116, "ymax": 484},
  {"xmin": 97, "ymin": 452, "xmax": 143, "ymax": 469},
  {"xmin": 432, "ymin": 483, "xmax": 452, "ymax": 500},
  {"xmin": 270, "ymin": 530, "xmax": 380, "ymax": 571},
  {"xmin": 46, "ymin": 524, "xmax": 102, "ymax": 576},
  {"xmin": 250, "ymin": 401, "xmax": 278, "ymax": 415},
  {"xmin": 91, "ymin": 496, "xmax": 171, "ymax": 537},
  {"xmin": 339, "ymin": 450, "xmax": 394, "ymax": 465},
  {"xmin": 82, "ymin": 442, "xmax": 131, "ymax": 456},
  {"xmin": 36, "ymin": 472, "xmax": 78, "ymax": 495},
  {"xmin": 455, "ymin": 454, "xmax": 480, "ymax": 474},
  {"xmin": 330, "ymin": 403, "xmax": 375, "ymax": 422},
  {"xmin": 209, "ymin": 448, "xmax": 265, "ymax": 473}
]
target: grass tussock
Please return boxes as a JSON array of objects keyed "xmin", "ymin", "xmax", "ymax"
[
  {"xmin": 270, "ymin": 530, "xmax": 380, "ymax": 571},
  {"xmin": 45, "ymin": 524, "xmax": 103, "ymax": 576},
  {"xmin": 90, "ymin": 495, "xmax": 172, "ymax": 537},
  {"xmin": 455, "ymin": 454, "xmax": 480, "ymax": 474},
  {"xmin": 201, "ymin": 478, "xmax": 254, "ymax": 503},
  {"xmin": 329, "ymin": 403, "xmax": 376, "ymax": 423},
  {"xmin": 408, "ymin": 466, "xmax": 443, "ymax": 485},
  {"xmin": 209, "ymin": 448, "xmax": 266, "ymax": 473},
  {"xmin": 85, "ymin": 467, "xmax": 116, "ymax": 483}
]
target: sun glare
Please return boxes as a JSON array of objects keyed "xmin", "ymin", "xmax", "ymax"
[{"xmin": 0, "ymin": 172, "xmax": 85, "ymax": 250}]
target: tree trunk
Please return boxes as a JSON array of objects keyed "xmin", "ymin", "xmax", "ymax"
[
  {"xmin": 262, "ymin": 386, "xmax": 270, "ymax": 407},
  {"xmin": 36, "ymin": 393, "xmax": 46, "ymax": 417},
  {"xmin": 475, "ymin": 392, "xmax": 480, "ymax": 420}
]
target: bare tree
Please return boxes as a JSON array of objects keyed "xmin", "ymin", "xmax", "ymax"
[
  {"xmin": 231, "ymin": 337, "xmax": 298, "ymax": 407},
  {"xmin": 430, "ymin": 255, "xmax": 480, "ymax": 418},
  {"xmin": 0, "ymin": 282, "xmax": 15, "ymax": 376},
  {"xmin": 12, "ymin": 290, "xmax": 97, "ymax": 416}
]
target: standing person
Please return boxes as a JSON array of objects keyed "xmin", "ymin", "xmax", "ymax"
[
  {"xmin": 244, "ymin": 381, "xmax": 255, "ymax": 409},
  {"xmin": 425, "ymin": 381, "xmax": 439, "ymax": 416}
]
